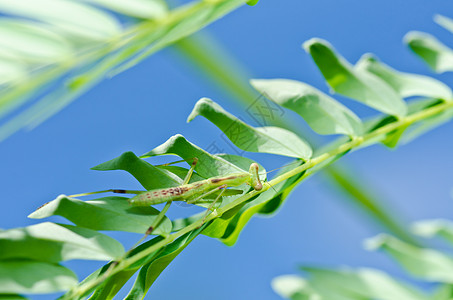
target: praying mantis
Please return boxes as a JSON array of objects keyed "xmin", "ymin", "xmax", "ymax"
[{"xmin": 73, "ymin": 158, "xmax": 265, "ymax": 235}]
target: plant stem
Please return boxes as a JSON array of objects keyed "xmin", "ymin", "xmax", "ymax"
[{"xmin": 63, "ymin": 99, "xmax": 453, "ymax": 299}]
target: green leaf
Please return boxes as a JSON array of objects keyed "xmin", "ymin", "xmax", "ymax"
[
  {"xmin": 0, "ymin": 295, "xmax": 27, "ymax": 300},
  {"xmin": 405, "ymin": 31, "xmax": 453, "ymax": 73},
  {"xmin": 28, "ymin": 196, "xmax": 172, "ymax": 236},
  {"xmin": 124, "ymin": 227, "xmax": 205, "ymax": 299},
  {"xmin": 110, "ymin": 0, "xmax": 247, "ymax": 75},
  {"xmin": 271, "ymin": 275, "xmax": 320, "ymax": 300},
  {"xmin": 92, "ymin": 151, "xmax": 181, "ymax": 190},
  {"xmin": 356, "ymin": 54, "xmax": 453, "ymax": 100},
  {"xmin": 303, "ymin": 38, "xmax": 407, "ymax": 117},
  {"xmin": 0, "ymin": 19, "xmax": 72, "ymax": 64},
  {"xmin": 365, "ymin": 234, "xmax": 453, "ymax": 283},
  {"xmin": 0, "ymin": 53, "xmax": 27, "ymax": 86},
  {"xmin": 250, "ymin": 78, "xmax": 363, "ymax": 137},
  {"xmin": 187, "ymin": 98, "xmax": 313, "ymax": 159},
  {"xmin": 87, "ymin": 265, "xmax": 137, "ymax": 300},
  {"xmin": 0, "ymin": 222, "xmax": 124, "ymax": 262},
  {"xmin": 0, "ymin": 0, "xmax": 122, "ymax": 41},
  {"xmin": 0, "ymin": 260, "xmax": 77, "ymax": 294},
  {"xmin": 412, "ymin": 219, "xmax": 453, "ymax": 245},
  {"xmin": 301, "ymin": 267, "xmax": 428, "ymax": 300},
  {"xmin": 78, "ymin": 0, "xmax": 168, "ymax": 19},
  {"xmin": 434, "ymin": 14, "xmax": 453, "ymax": 34},
  {"xmin": 432, "ymin": 285, "xmax": 453, "ymax": 300},
  {"xmin": 142, "ymin": 134, "xmax": 252, "ymax": 178}
]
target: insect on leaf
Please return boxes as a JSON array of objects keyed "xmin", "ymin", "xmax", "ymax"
[
  {"xmin": 142, "ymin": 134, "xmax": 254, "ymax": 177},
  {"xmin": 28, "ymin": 196, "xmax": 173, "ymax": 235}
]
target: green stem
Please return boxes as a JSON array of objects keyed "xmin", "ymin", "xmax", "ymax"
[{"xmin": 63, "ymin": 99, "xmax": 453, "ymax": 299}]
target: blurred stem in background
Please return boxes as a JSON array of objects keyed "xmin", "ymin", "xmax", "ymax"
[{"xmin": 172, "ymin": 32, "xmax": 419, "ymax": 245}]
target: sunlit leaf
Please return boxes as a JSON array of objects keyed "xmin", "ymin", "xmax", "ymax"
[
  {"xmin": 92, "ymin": 151, "xmax": 180, "ymax": 190},
  {"xmin": 300, "ymin": 267, "xmax": 427, "ymax": 300},
  {"xmin": 405, "ymin": 31, "xmax": 453, "ymax": 73},
  {"xmin": 78, "ymin": 0, "xmax": 168, "ymax": 19},
  {"xmin": 0, "ymin": 260, "xmax": 77, "ymax": 294},
  {"xmin": 142, "ymin": 134, "xmax": 253, "ymax": 177},
  {"xmin": 434, "ymin": 15, "xmax": 453, "ymax": 34},
  {"xmin": 251, "ymin": 78, "xmax": 363, "ymax": 137},
  {"xmin": 187, "ymin": 98, "xmax": 313, "ymax": 159},
  {"xmin": 0, "ymin": 222, "xmax": 124, "ymax": 262},
  {"xmin": 0, "ymin": 19, "xmax": 72, "ymax": 63},
  {"xmin": 0, "ymin": 0, "xmax": 122, "ymax": 41},
  {"xmin": 412, "ymin": 219, "xmax": 453, "ymax": 245},
  {"xmin": 272, "ymin": 275, "xmax": 320, "ymax": 300},
  {"xmin": 356, "ymin": 54, "xmax": 452, "ymax": 100},
  {"xmin": 303, "ymin": 38, "xmax": 407, "ymax": 117},
  {"xmin": 365, "ymin": 234, "xmax": 453, "ymax": 283},
  {"xmin": 28, "ymin": 196, "xmax": 172, "ymax": 235}
]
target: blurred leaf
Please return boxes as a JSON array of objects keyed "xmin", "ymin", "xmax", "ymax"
[
  {"xmin": 28, "ymin": 196, "xmax": 172, "ymax": 235},
  {"xmin": 111, "ymin": 0, "xmax": 248, "ymax": 75},
  {"xmin": 0, "ymin": 295, "xmax": 27, "ymax": 300},
  {"xmin": 365, "ymin": 234, "xmax": 453, "ymax": 283},
  {"xmin": 405, "ymin": 31, "xmax": 453, "ymax": 73},
  {"xmin": 187, "ymin": 98, "xmax": 313, "ymax": 159},
  {"xmin": 78, "ymin": 0, "xmax": 168, "ymax": 19},
  {"xmin": 92, "ymin": 151, "xmax": 181, "ymax": 190},
  {"xmin": 0, "ymin": 19, "xmax": 72, "ymax": 63},
  {"xmin": 0, "ymin": 260, "xmax": 77, "ymax": 294},
  {"xmin": 0, "ymin": 222, "xmax": 124, "ymax": 262},
  {"xmin": 272, "ymin": 275, "xmax": 320, "ymax": 300},
  {"xmin": 0, "ymin": 0, "xmax": 122, "ymax": 41},
  {"xmin": 412, "ymin": 219, "xmax": 453, "ymax": 244},
  {"xmin": 303, "ymin": 38, "xmax": 407, "ymax": 117},
  {"xmin": 251, "ymin": 78, "xmax": 363, "ymax": 137},
  {"xmin": 435, "ymin": 14, "xmax": 453, "ymax": 34},
  {"xmin": 402, "ymin": 107, "xmax": 453, "ymax": 144},
  {"xmin": 0, "ymin": 0, "xmax": 248, "ymax": 142},
  {"xmin": 356, "ymin": 54, "xmax": 453, "ymax": 100},
  {"xmin": 301, "ymin": 267, "xmax": 427, "ymax": 300}
]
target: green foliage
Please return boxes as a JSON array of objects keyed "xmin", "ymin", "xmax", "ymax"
[
  {"xmin": 187, "ymin": 97, "xmax": 313, "ymax": 159},
  {"xmin": 2, "ymin": 8, "xmax": 453, "ymax": 299},
  {"xmin": 0, "ymin": 0, "xmax": 250, "ymax": 142},
  {"xmin": 272, "ymin": 219, "xmax": 453, "ymax": 300}
]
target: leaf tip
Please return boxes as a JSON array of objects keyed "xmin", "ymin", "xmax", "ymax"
[
  {"xmin": 187, "ymin": 97, "xmax": 214, "ymax": 123},
  {"xmin": 411, "ymin": 219, "xmax": 447, "ymax": 237},
  {"xmin": 302, "ymin": 37, "xmax": 329, "ymax": 53},
  {"xmin": 363, "ymin": 233, "xmax": 389, "ymax": 251},
  {"xmin": 246, "ymin": 0, "xmax": 260, "ymax": 6}
]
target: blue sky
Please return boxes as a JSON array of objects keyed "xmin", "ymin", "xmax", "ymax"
[{"xmin": 1, "ymin": 1, "xmax": 453, "ymax": 299}]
